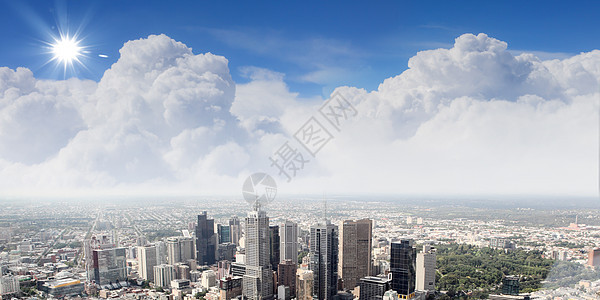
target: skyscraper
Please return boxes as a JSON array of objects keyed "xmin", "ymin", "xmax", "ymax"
[
  {"xmin": 154, "ymin": 264, "xmax": 176, "ymax": 288},
  {"xmin": 310, "ymin": 221, "xmax": 338, "ymax": 300},
  {"xmin": 588, "ymin": 248, "xmax": 600, "ymax": 267},
  {"xmin": 243, "ymin": 209, "xmax": 274, "ymax": 299},
  {"xmin": 196, "ymin": 211, "xmax": 216, "ymax": 265},
  {"xmin": 339, "ymin": 219, "xmax": 372, "ymax": 289},
  {"xmin": 390, "ymin": 240, "xmax": 416, "ymax": 298},
  {"xmin": 278, "ymin": 259, "xmax": 297, "ymax": 298},
  {"xmin": 270, "ymin": 225, "xmax": 280, "ymax": 271},
  {"xmin": 218, "ymin": 224, "xmax": 232, "ymax": 244},
  {"xmin": 229, "ymin": 216, "xmax": 242, "ymax": 246},
  {"xmin": 279, "ymin": 221, "xmax": 298, "ymax": 264},
  {"xmin": 167, "ymin": 236, "xmax": 195, "ymax": 265},
  {"xmin": 416, "ymin": 245, "xmax": 436, "ymax": 291},
  {"xmin": 138, "ymin": 245, "xmax": 157, "ymax": 283},
  {"xmin": 91, "ymin": 247, "xmax": 128, "ymax": 285}
]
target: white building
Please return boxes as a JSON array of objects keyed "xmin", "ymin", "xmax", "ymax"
[
  {"xmin": 201, "ymin": 270, "xmax": 216, "ymax": 289},
  {"xmin": 153, "ymin": 264, "xmax": 175, "ymax": 288},
  {"xmin": 416, "ymin": 245, "xmax": 436, "ymax": 291},
  {"xmin": 0, "ymin": 276, "xmax": 19, "ymax": 297}
]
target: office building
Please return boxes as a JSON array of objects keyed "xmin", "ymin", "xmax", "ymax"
[
  {"xmin": 91, "ymin": 247, "xmax": 128, "ymax": 285},
  {"xmin": 588, "ymin": 248, "xmax": 600, "ymax": 267},
  {"xmin": 167, "ymin": 236, "xmax": 195, "ymax": 265},
  {"xmin": 217, "ymin": 243, "xmax": 237, "ymax": 262},
  {"xmin": 280, "ymin": 221, "xmax": 298, "ymax": 264},
  {"xmin": 40, "ymin": 278, "xmax": 84, "ymax": 298},
  {"xmin": 196, "ymin": 211, "xmax": 216, "ymax": 265},
  {"xmin": 296, "ymin": 269, "xmax": 314, "ymax": 300},
  {"xmin": 278, "ymin": 259, "xmax": 297, "ymax": 298},
  {"xmin": 310, "ymin": 221, "xmax": 338, "ymax": 300},
  {"xmin": 270, "ymin": 225, "xmax": 280, "ymax": 271},
  {"xmin": 138, "ymin": 245, "xmax": 157, "ymax": 283},
  {"xmin": 501, "ymin": 276, "xmax": 520, "ymax": 295},
  {"xmin": 232, "ymin": 262, "xmax": 247, "ymax": 277},
  {"xmin": 359, "ymin": 276, "xmax": 391, "ymax": 300},
  {"xmin": 0, "ymin": 276, "xmax": 20, "ymax": 298},
  {"xmin": 155, "ymin": 241, "xmax": 167, "ymax": 265},
  {"xmin": 220, "ymin": 276, "xmax": 243, "ymax": 300},
  {"xmin": 154, "ymin": 264, "xmax": 176, "ymax": 289},
  {"xmin": 243, "ymin": 209, "xmax": 274, "ymax": 299},
  {"xmin": 416, "ymin": 245, "xmax": 436, "ymax": 291},
  {"xmin": 218, "ymin": 224, "xmax": 232, "ymax": 244},
  {"xmin": 230, "ymin": 216, "xmax": 242, "ymax": 246},
  {"xmin": 390, "ymin": 240, "xmax": 416, "ymax": 299},
  {"xmin": 339, "ymin": 219, "xmax": 372, "ymax": 289},
  {"xmin": 201, "ymin": 270, "xmax": 216, "ymax": 289}
]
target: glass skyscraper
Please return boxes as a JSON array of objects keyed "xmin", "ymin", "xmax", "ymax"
[{"xmin": 390, "ymin": 240, "xmax": 416, "ymax": 298}]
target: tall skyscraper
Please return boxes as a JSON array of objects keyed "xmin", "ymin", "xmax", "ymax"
[
  {"xmin": 196, "ymin": 211, "xmax": 216, "ymax": 265},
  {"xmin": 229, "ymin": 216, "xmax": 242, "ymax": 246},
  {"xmin": 154, "ymin": 264, "xmax": 176, "ymax": 288},
  {"xmin": 243, "ymin": 209, "xmax": 274, "ymax": 299},
  {"xmin": 310, "ymin": 221, "xmax": 338, "ymax": 300},
  {"xmin": 416, "ymin": 245, "xmax": 436, "ymax": 291},
  {"xmin": 91, "ymin": 247, "xmax": 128, "ymax": 285},
  {"xmin": 270, "ymin": 225, "xmax": 280, "ymax": 271},
  {"xmin": 138, "ymin": 245, "xmax": 157, "ymax": 283},
  {"xmin": 279, "ymin": 221, "xmax": 298, "ymax": 264},
  {"xmin": 390, "ymin": 240, "xmax": 416, "ymax": 298},
  {"xmin": 278, "ymin": 259, "xmax": 297, "ymax": 298},
  {"xmin": 339, "ymin": 219, "xmax": 372, "ymax": 289},
  {"xmin": 155, "ymin": 241, "xmax": 167, "ymax": 265}
]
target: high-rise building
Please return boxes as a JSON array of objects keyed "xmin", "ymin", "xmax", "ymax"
[
  {"xmin": 138, "ymin": 245, "xmax": 157, "ymax": 283},
  {"xmin": 196, "ymin": 211, "xmax": 216, "ymax": 265},
  {"xmin": 280, "ymin": 221, "xmax": 298, "ymax": 264},
  {"xmin": 167, "ymin": 237, "xmax": 195, "ymax": 265},
  {"xmin": 0, "ymin": 276, "xmax": 20, "ymax": 298},
  {"xmin": 154, "ymin": 264, "xmax": 176, "ymax": 288},
  {"xmin": 220, "ymin": 276, "xmax": 243, "ymax": 300},
  {"xmin": 201, "ymin": 270, "xmax": 217, "ymax": 289},
  {"xmin": 588, "ymin": 248, "xmax": 600, "ymax": 267},
  {"xmin": 155, "ymin": 241, "xmax": 167, "ymax": 265},
  {"xmin": 217, "ymin": 243, "xmax": 237, "ymax": 262},
  {"xmin": 416, "ymin": 245, "xmax": 436, "ymax": 291},
  {"xmin": 359, "ymin": 276, "xmax": 391, "ymax": 300},
  {"xmin": 310, "ymin": 221, "xmax": 338, "ymax": 300},
  {"xmin": 390, "ymin": 240, "xmax": 416, "ymax": 298},
  {"xmin": 218, "ymin": 224, "xmax": 232, "ymax": 244},
  {"xmin": 91, "ymin": 247, "xmax": 128, "ymax": 285},
  {"xmin": 278, "ymin": 259, "xmax": 297, "ymax": 298},
  {"xmin": 339, "ymin": 219, "xmax": 372, "ymax": 289},
  {"xmin": 229, "ymin": 216, "xmax": 242, "ymax": 246},
  {"xmin": 270, "ymin": 225, "xmax": 280, "ymax": 271},
  {"xmin": 243, "ymin": 209, "xmax": 274, "ymax": 300},
  {"xmin": 296, "ymin": 269, "xmax": 314, "ymax": 300}
]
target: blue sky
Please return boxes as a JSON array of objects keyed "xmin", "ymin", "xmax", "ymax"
[{"xmin": 1, "ymin": 0, "xmax": 599, "ymax": 97}]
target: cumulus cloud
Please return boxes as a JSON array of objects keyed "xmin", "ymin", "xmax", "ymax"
[{"xmin": 0, "ymin": 33, "xmax": 597, "ymax": 197}]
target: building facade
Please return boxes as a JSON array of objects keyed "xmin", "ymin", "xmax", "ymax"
[
  {"xmin": 359, "ymin": 276, "xmax": 391, "ymax": 300},
  {"xmin": 280, "ymin": 221, "xmax": 299, "ymax": 264},
  {"xmin": 91, "ymin": 247, "xmax": 127, "ymax": 285},
  {"xmin": 153, "ymin": 264, "xmax": 176, "ymax": 289},
  {"xmin": 138, "ymin": 245, "xmax": 157, "ymax": 283},
  {"xmin": 278, "ymin": 259, "xmax": 297, "ymax": 298},
  {"xmin": 416, "ymin": 245, "xmax": 436, "ymax": 291},
  {"xmin": 339, "ymin": 219, "xmax": 372, "ymax": 290},
  {"xmin": 243, "ymin": 209, "xmax": 274, "ymax": 300},
  {"xmin": 310, "ymin": 221, "xmax": 338, "ymax": 300},
  {"xmin": 390, "ymin": 240, "xmax": 416, "ymax": 298},
  {"xmin": 196, "ymin": 211, "xmax": 216, "ymax": 265}
]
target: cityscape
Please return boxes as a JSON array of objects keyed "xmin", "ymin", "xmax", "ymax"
[
  {"xmin": 0, "ymin": 195, "xmax": 599, "ymax": 299},
  {"xmin": 0, "ymin": 1, "xmax": 599, "ymax": 300}
]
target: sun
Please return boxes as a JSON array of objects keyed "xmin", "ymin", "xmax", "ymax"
[{"xmin": 51, "ymin": 35, "xmax": 82, "ymax": 66}]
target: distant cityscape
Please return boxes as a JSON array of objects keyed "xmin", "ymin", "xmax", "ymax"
[{"xmin": 0, "ymin": 197, "xmax": 599, "ymax": 300}]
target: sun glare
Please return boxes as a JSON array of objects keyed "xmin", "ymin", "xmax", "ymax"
[{"xmin": 52, "ymin": 36, "xmax": 82, "ymax": 65}]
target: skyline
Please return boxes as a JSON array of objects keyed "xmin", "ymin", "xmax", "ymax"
[{"xmin": 0, "ymin": 1, "xmax": 598, "ymax": 198}]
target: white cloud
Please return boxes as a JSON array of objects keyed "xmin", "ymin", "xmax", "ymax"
[{"xmin": 0, "ymin": 33, "xmax": 597, "ymax": 197}]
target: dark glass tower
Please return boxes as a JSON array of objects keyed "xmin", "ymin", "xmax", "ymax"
[
  {"xmin": 269, "ymin": 225, "xmax": 280, "ymax": 271},
  {"xmin": 196, "ymin": 211, "xmax": 216, "ymax": 265},
  {"xmin": 310, "ymin": 221, "xmax": 338, "ymax": 300},
  {"xmin": 390, "ymin": 240, "xmax": 416, "ymax": 298}
]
